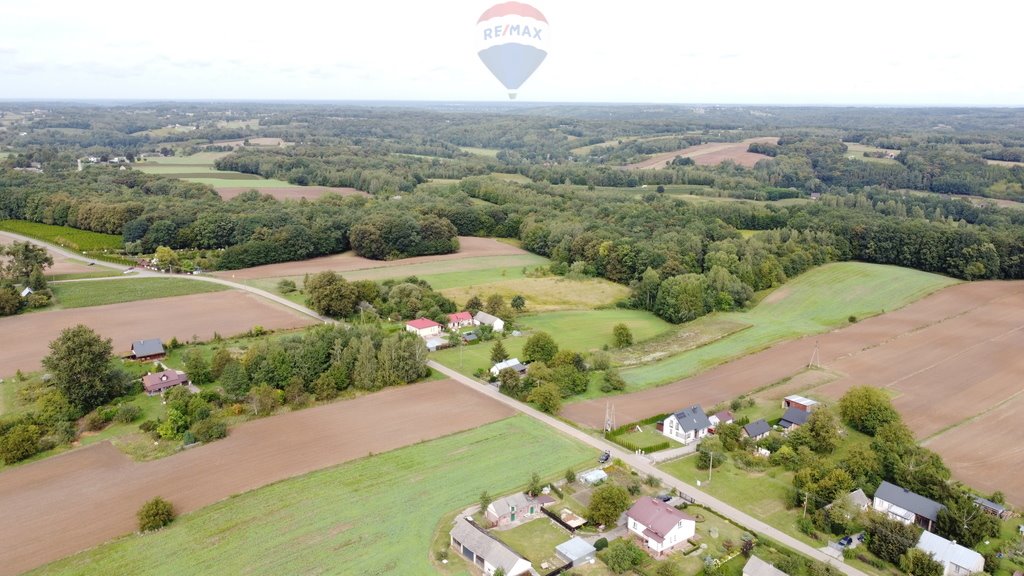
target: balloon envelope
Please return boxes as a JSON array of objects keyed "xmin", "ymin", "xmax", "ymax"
[{"xmin": 476, "ymin": 2, "xmax": 549, "ymax": 98}]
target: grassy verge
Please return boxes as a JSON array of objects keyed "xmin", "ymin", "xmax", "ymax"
[
  {"xmin": 31, "ymin": 415, "xmax": 595, "ymax": 576},
  {"xmin": 621, "ymin": 262, "xmax": 958, "ymax": 389},
  {"xmin": 50, "ymin": 278, "xmax": 228, "ymax": 309}
]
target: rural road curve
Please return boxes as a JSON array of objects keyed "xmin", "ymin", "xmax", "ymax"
[
  {"xmin": 3, "ymin": 231, "xmax": 332, "ymax": 323},
  {"xmin": 428, "ymin": 360, "xmax": 868, "ymax": 576}
]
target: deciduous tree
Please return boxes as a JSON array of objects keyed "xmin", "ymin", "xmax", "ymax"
[
  {"xmin": 587, "ymin": 483, "xmax": 631, "ymax": 526},
  {"xmin": 41, "ymin": 325, "xmax": 131, "ymax": 413}
]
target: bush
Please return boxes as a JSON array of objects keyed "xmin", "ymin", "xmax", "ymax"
[
  {"xmin": 192, "ymin": 418, "xmax": 228, "ymax": 443},
  {"xmin": 277, "ymin": 279, "xmax": 297, "ymax": 294},
  {"xmin": 565, "ymin": 468, "xmax": 576, "ymax": 484},
  {"xmin": 137, "ymin": 497, "xmax": 175, "ymax": 531},
  {"xmin": 113, "ymin": 403, "xmax": 142, "ymax": 424},
  {"xmin": 0, "ymin": 424, "xmax": 43, "ymax": 464},
  {"xmin": 139, "ymin": 419, "xmax": 158, "ymax": 433},
  {"xmin": 594, "ymin": 537, "xmax": 609, "ymax": 551},
  {"xmin": 182, "ymin": 430, "xmax": 196, "ymax": 445},
  {"xmin": 82, "ymin": 412, "xmax": 108, "ymax": 431}
]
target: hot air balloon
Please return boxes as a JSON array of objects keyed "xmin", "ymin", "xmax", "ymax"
[{"xmin": 476, "ymin": 2, "xmax": 549, "ymax": 99}]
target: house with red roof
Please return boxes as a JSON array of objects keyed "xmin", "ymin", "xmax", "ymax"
[
  {"xmin": 447, "ymin": 311, "xmax": 475, "ymax": 330},
  {"xmin": 142, "ymin": 369, "xmax": 190, "ymax": 396},
  {"xmin": 405, "ymin": 317, "xmax": 442, "ymax": 338},
  {"xmin": 626, "ymin": 497, "xmax": 696, "ymax": 556}
]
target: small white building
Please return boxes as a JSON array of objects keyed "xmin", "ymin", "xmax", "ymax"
[
  {"xmin": 916, "ymin": 531, "xmax": 985, "ymax": 576},
  {"xmin": 626, "ymin": 497, "xmax": 696, "ymax": 556},
  {"xmin": 19, "ymin": 287, "xmax": 33, "ymax": 298},
  {"xmin": 474, "ymin": 311, "xmax": 505, "ymax": 332},
  {"xmin": 743, "ymin": 555, "xmax": 789, "ymax": 576},
  {"xmin": 405, "ymin": 317, "xmax": 442, "ymax": 339},
  {"xmin": 490, "ymin": 358, "xmax": 526, "ymax": 377},
  {"xmin": 662, "ymin": 405, "xmax": 711, "ymax": 445}
]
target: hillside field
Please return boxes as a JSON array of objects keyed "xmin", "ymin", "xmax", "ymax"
[
  {"xmin": 50, "ymin": 278, "xmax": 228, "ymax": 309},
  {"xmin": 620, "ymin": 262, "xmax": 959, "ymax": 388},
  {"xmin": 30, "ymin": 416, "xmax": 594, "ymax": 576}
]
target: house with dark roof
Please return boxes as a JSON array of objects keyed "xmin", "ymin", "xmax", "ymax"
[
  {"xmin": 142, "ymin": 369, "xmax": 189, "ymax": 395},
  {"xmin": 873, "ymin": 481, "xmax": 945, "ymax": 532},
  {"xmin": 450, "ymin": 517, "xmax": 532, "ymax": 576},
  {"xmin": 743, "ymin": 419, "xmax": 772, "ymax": 441},
  {"xmin": 779, "ymin": 407, "xmax": 810, "ymax": 430},
  {"xmin": 662, "ymin": 405, "xmax": 711, "ymax": 445},
  {"xmin": 131, "ymin": 338, "xmax": 165, "ymax": 361},
  {"xmin": 626, "ymin": 497, "xmax": 696, "ymax": 556}
]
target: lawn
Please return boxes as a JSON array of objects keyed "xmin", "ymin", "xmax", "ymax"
[
  {"xmin": 612, "ymin": 426, "xmax": 680, "ymax": 452},
  {"xmin": 495, "ymin": 519, "xmax": 571, "ymax": 566},
  {"xmin": 0, "ymin": 220, "xmax": 122, "ymax": 252},
  {"xmin": 520, "ymin": 310, "xmax": 673, "ymax": 352},
  {"xmin": 50, "ymin": 278, "xmax": 228, "ymax": 309},
  {"xmin": 842, "ymin": 142, "xmax": 900, "ymax": 165},
  {"xmin": 442, "ymin": 277, "xmax": 630, "ymax": 312},
  {"xmin": 461, "ymin": 146, "xmax": 500, "ymax": 157},
  {"xmin": 134, "ymin": 153, "xmax": 293, "ymax": 187},
  {"xmin": 622, "ymin": 262, "xmax": 959, "ymax": 388},
  {"xmin": 31, "ymin": 416, "xmax": 595, "ymax": 576}
]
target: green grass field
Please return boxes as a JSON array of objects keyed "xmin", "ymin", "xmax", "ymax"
[
  {"xmin": 442, "ymin": 277, "xmax": 630, "ymax": 312},
  {"xmin": 31, "ymin": 416, "xmax": 594, "ymax": 576},
  {"xmin": 620, "ymin": 262, "xmax": 959, "ymax": 389},
  {"xmin": 495, "ymin": 519, "xmax": 568, "ymax": 566},
  {"xmin": 51, "ymin": 278, "xmax": 228, "ymax": 309},
  {"xmin": 0, "ymin": 220, "xmax": 122, "ymax": 252},
  {"xmin": 519, "ymin": 310, "xmax": 672, "ymax": 351},
  {"xmin": 843, "ymin": 142, "xmax": 900, "ymax": 165},
  {"xmin": 135, "ymin": 153, "xmax": 293, "ymax": 188},
  {"xmin": 460, "ymin": 146, "xmax": 500, "ymax": 157}
]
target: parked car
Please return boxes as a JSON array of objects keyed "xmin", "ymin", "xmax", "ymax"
[
  {"xmin": 657, "ymin": 494, "xmax": 672, "ymax": 503},
  {"xmin": 598, "ymin": 451, "xmax": 610, "ymax": 464},
  {"xmin": 838, "ymin": 536, "xmax": 853, "ymax": 547}
]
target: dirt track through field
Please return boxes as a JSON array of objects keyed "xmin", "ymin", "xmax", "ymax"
[
  {"xmin": 0, "ymin": 379, "xmax": 514, "ymax": 575},
  {"xmin": 215, "ymin": 236, "xmax": 529, "ymax": 280},
  {"xmin": 625, "ymin": 137, "xmax": 778, "ymax": 170},
  {"xmin": 0, "ymin": 231, "xmax": 96, "ymax": 276},
  {"xmin": 0, "ymin": 291, "xmax": 316, "ymax": 374},
  {"xmin": 563, "ymin": 281, "xmax": 1024, "ymax": 502},
  {"xmin": 216, "ymin": 186, "xmax": 369, "ymax": 201}
]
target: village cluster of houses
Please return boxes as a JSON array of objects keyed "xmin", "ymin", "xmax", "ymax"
[
  {"xmin": 449, "ymin": 487, "xmax": 800, "ymax": 576},
  {"xmin": 129, "ymin": 338, "xmax": 193, "ymax": 396},
  {"xmin": 659, "ymin": 395, "xmax": 819, "ymax": 447},
  {"xmin": 404, "ymin": 310, "xmax": 505, "ymax": 351}
]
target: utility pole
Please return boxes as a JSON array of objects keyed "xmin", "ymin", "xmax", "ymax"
[
  {"xmin": 802, "ymin": 492, "xmax": 809, "ymax": 518},
  {"xmin": 708, "ymin": 451, "xmax": 713, "ymax": 484}
]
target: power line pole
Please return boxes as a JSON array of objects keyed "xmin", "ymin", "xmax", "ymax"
[
  {"xmin": 803, "ymin": 491, "xmax": 809, "ymax": 518},
  {"xmin": 708, "ymin": 451, "xmax": 713, "ymax": 484}
]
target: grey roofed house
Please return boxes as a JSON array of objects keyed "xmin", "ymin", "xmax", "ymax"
[
  {"xmin": 131, "ymin": 338, "xmax": 165, "ymax": 359},
  {"xmin": 450, "ymin": 517, "xmax": 532, "ymax": 576},
  {"xmin": 875, "ymin": 481, "xmax": 945, "ymax": 523},
  {"xmin": 847, "ymin": 488, "xmax": 871, "ymax": 510},
  {"xmin": 672, "ymin": 405, "xmax": 711, "ymax": 433},
  {"xmin": 744, "ymin": 419, "xmax": 772, "ymax": 438},
  {"xmin": 555, "ymin": 536, "xmax": 597, "ymax": 566},
  {"xmin": 916, "ymin": 530, "xmax": 985, "ymax": 575},
  {"xmin": 743, "ymin": 555, "xmax": 789, "ymax": 576},
  {"xmin": 974, "ymin": 495, "xmax": 1009, "ymax": 518},
  {"xmin": 779, "ymin": 407, "xmax": 810, "ymax": 428}
]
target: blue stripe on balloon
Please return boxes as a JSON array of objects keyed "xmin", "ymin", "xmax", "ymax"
[{"xmin": 477, "ymin": 43, "xmax": 547, "ymax": 91}]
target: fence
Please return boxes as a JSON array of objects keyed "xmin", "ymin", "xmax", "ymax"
[
  {"xmin": 541, "ymin": 506, "xmax": 581, "ymax": 533},
  {"xmin": 543, "ymin": 562, "xmax": 574, "ymax": 576}
]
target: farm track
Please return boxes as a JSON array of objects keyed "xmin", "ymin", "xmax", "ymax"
[{"xmin": 0, "ymin": 380, "xmax": 513, "ymax": 576}]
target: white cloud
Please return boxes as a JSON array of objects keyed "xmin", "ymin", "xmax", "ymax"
[{"xmin": 0, "ymin": 0, "xmax": 1021, "ymax": 104}]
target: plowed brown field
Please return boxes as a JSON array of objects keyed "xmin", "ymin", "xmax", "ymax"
[
  {"xmin": 625, "ymin": 137, "xmax": 778, "ymax": 169},
  {"xmin": 0, "ymin": 291, "xmax": 316, "ymax": 374},
  {"xmin": 564, "ymin": 281, "xmax": 1024, "ymax": 503},
  {"xmin": 0, "ymin": 380, "xmax": 513, "ymax": 576},
  {"xmin": 0, "ymin": 232, "xmax": 96, "ymax": 276}
]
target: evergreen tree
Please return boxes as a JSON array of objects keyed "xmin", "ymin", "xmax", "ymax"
[{"xmin": 490, "ymin": 339, "xmax": 509, "ymax": 364}]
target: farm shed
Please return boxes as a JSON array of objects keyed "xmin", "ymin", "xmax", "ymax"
[
  {"xmin": 782, "ymin": 395, "xmax": 819, "ymax": 412},
  {"xmin": 555, "ymin": 537, "xmax": 596, "ymax": 566},
  {"xmin": 450, "ymin": 517, "xmax": 532, "ymax": 576},
  {"xmin": 131, "ymin": 338, "xmax": 165, "ymax": 361}
]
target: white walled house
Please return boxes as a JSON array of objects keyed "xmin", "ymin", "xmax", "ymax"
[
  {"xmin": 662, "ymin": 405, "xmax": 711, "ymax": 445},
  {"xmin": 405, "ymin": 317, "xmax": 442, "ymax": 339},
  {"xmin": 916, "ymin": 531, "xmax": 985, "ymax": 576},
  {"xmin": 626, "ymin": 497, "xmax": 696, "ymax": 556},
  {"xmin": 873, "ymin": 481, "xmax": 944, "ymax": 532},
  {"xmin": 474, "ymin": 311, "xmax": 505, "ymax": 332},
  {"xmin": 450, "ymin": 517, "xmax": 532, "ymax": 576}
]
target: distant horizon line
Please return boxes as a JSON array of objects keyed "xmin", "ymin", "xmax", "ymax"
[{"xmin": 0, "ymin": 98, "xmax": 1022, "ymax": 109}]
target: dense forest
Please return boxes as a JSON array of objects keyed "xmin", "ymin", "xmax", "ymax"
[{"xmin": 2, "ymin": 103, "xmax": 1024, "ymax": 324}]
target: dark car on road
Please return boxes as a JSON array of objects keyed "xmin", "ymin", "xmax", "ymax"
[{"xmin": 598, "ymin": 451, "xmax": 610, "ymax": 464}]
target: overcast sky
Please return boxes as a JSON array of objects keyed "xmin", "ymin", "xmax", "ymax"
[{"xmin": 1, "ymin": 0, "xmax": 1021, "ymax": 105}]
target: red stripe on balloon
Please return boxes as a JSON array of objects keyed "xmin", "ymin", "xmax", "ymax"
[{"xmin": 477, "ymin": 1, "xmax": 548, "ymax": 23}]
